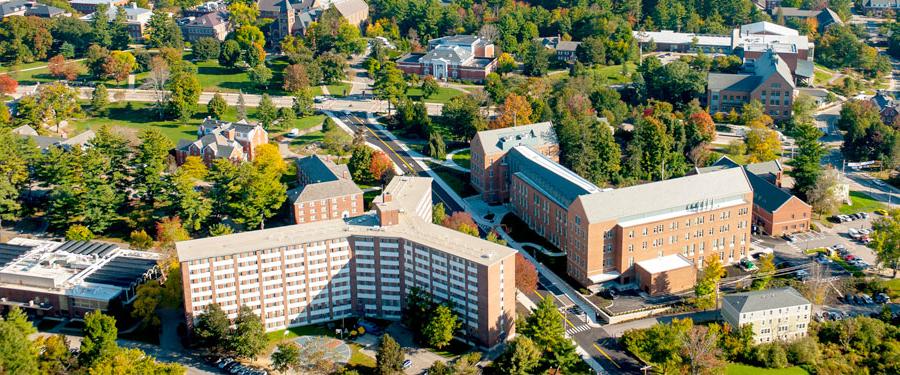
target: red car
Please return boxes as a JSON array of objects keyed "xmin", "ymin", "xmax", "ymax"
[{"xmin": 844, "ymin": 254, "xmax": 858, "ymax": 262}]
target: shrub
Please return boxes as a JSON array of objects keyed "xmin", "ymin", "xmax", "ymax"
[
  {"xmin": 752, "ymin": 342, "xmax": 789, "ymax": 368},
  {"xmin": 787, "ymin": 336, "xmax": 820, "ymax": 367}
]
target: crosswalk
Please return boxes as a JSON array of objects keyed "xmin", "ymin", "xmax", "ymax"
[{"xmin": 566, "ymin": 324, "xmax": 591, "ymax": 336}]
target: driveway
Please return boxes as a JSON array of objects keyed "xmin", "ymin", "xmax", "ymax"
[{"xmin": 383, "ymin": 323, "xmax": 449, "ymax": 375}]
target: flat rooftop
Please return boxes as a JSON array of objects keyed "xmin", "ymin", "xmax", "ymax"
[
  {"xmin": 178, "ymin": 212, "xmax": 515, "ymax": 266},
  {"xmin": 636, "ymin": 254, "xmax": 694, "ymax": 274}
]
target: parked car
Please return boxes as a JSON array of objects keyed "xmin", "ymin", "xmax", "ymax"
[
  {"xmin": 795, "ymin": 270, "xmax": 810, "ymax": 281},
  {"xmin": 815, "ymin": 254, "xmax": 832, "ymax": 264},
  {"xmin": 861, "ymin": 294, "xmax": 874, "ymax": 304},
  {"xmin": 783, "ymin": 233, "xmax": 798, "ymax": 242},
  {"xmin": 600, "ymin": 288, "xmax": 618, "ymax": 300},
  {"xmin": 567, "ymin": 306, "xmax": 584, "ymax": 316},
  {"xmin": 777, "ymin": 261, "xmax": 798, "ymax": 269},
  {"xmin": 402, "ymin": 360, "xmax": 413, "ymax": 369},
  {"xmin": 875, "ymin": 209, "xmax": 889, "ymax": 216},
  {"xmin": 860, "ymin": 212, "xmax": 870, "ymax": 219},
  {"xmin": 849, "ymin": 228, "xmax": 862, "ymax": 239},
  {"xmin": 844, "ymin": 254, "xmax": 858, "ymax": 262},
  {"xmin": 875, "ymin": 293, "xmax": 891, "ymax": 304},
  {"xmin": 740, "ymin": 258, "xmax": 758, "ymax": 271}
]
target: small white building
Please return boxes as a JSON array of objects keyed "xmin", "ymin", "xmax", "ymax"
[{"xmin": 722, "ymin": 287, "xmax": 812, "ymax": 343}]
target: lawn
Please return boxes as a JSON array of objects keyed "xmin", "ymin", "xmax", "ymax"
[
  {"xmin": 265, "ymin": 324, "xmax": 331, "ymax": 343},
  {"xmin": 593, "ymin": 62, "xmax": 637, "ymax": 84},
  {"xmin": 884, "ymin": 278, "xmax": 900, "ymax": 299},
  {"xmin": 726, "ymin": 364, "xmax": 809, "ymax": 375},
  {"xmin": 428, "ymin": 338, "xmax": 472, "ymax": 358},
  {"xmin": 0, "ymin": 60, "xmax": 54, "ymax": 72},
  {"xmin": 839, "ymin": 191, "xmax": 886, "ymax": 215},
  {"xmin": 407, "ymin": 86, "xmax": 463, "ymax": 104},
  {"xmin": 73, "ymin": 101, "xmax": 324, "ymax": 143},
  {"xmin": 426, "ymin": 161, "xmax": 477, "ymax": 197},
  {"xmin": 451, "ymin": 149, "xmax": 471, "ymax": 169},
  {"xmin": 325, "ymin": 82, "xmax": 351, "ymax": 97},
  {"xmin": 814, "ymin": 69, "xmax": 833, "ymax": 86}
]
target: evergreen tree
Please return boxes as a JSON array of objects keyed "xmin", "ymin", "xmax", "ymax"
[
  {"xmin": 425, "ymin": 131, "xmax": 446, "ymax": 159},
  {"xmin": 110, "ymin": 6, "xmax": 131, "ymax": 50},
  {"xmin": 349, "ymin": 147, "xmax": 374, "ymax": 183},
  {"xmin": 237, "ymin": 92, "xmax": 247, "ymax": 120},
  {"xmin": 492, "ymin": 336, "xmax": 541, "ymax": 375},
  {"xmin": 147, "ymin": 10, "xmax": 184, "ymax": 49},
  {"xmin": 134, "ymin": 129, "xmax": 174, "ymax": 206},
  {"xmin": 256, "ymin": 94, "xmax": 277, "ymax": 129},
  {"xmin": 790, "ymin": 121, "xmax": 826, "ymax": 199},
  {"xmin": 376, "ymin": 334, "xmax": 404, "ymax": 375},
  {"xmin": 0, "ymin": 318, "xmax": 38, "ymax": 374},
  {"xmin": 91, "ymin": 84, "xmax": 109, "ymax": 116},
  {"xmin": 90, "ymin": 4, "xmax": 112, "ymax": 48},
  {"xmin": 523, "ymin": 39, "xmax": 550, "ymax": 76}
]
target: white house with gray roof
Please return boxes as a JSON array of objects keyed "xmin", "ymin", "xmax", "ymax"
[
  {"xmin": 722, "ymin": 287, "xmax": 812, "ymax": 343},
  {"xmin": 398, "ymin": 35, "xmax": 498, "ymax": 82}
]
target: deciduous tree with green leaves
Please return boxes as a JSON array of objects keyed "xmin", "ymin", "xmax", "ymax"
[
  {"xmin": 91, "ymin": 84, "xmax": 109, "ymax": 116},
  {"xmin": 207, "ymin": 92, "xmax": 227, "ymax": 119},
  {"xmin": 79, "ymin": 311, "xmax": 118, "ymax": 367},
  {"xmin": 193, "ymin": 303, "xmax": 230, "ymax": 354},
  {"xmin": 376, "ymin": 334, "xmax": 404, "ymax": 375},
  {"xmin": 423, "ymin": 304, "xmax": 460, "ymax": 349},
  {"xmin": 230, "ymin": 306, "xmax": 266, "ymax": 359},
  {"xmin": 694, "ymin": 255, "xmax": 725, "ymax": 310},
  {"xmin": 167, "ymin": 70, "xmax": 201, "ymax": 121}
]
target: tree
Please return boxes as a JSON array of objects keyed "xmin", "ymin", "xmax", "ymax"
[
  {"xmin": 145, "ymin": 56, "xmax": 170, "ymax": 119},
  {"xmin": 423, "ymin": 304, "xmax": 460, "ymax": 349},
  {"xmin": 229, "ymin": 145, "xmax": 287, "ymax": 229},
  {"xmin": 490, "ymin": 93, "xmax": 532, "ymax": 129},
  {"xmin": 373, "ymin": 61, "xmax": 406, "ymax": 114},
  {"xmin": 15, "ymin": 82, "xmax": 80, "ymax": 133},
  {"xmin": 426, "ymin": 361, "xmax": 452, "ymax": 375},
  {"xmin": 218, "ymin": 40, "xmax": 242, "ymax": 69},
  {"xmin": 492, "ymin": 336, "xmax": 541, "ymax": 375},
  {"xmin": 48, "ymin": 54, "xmax": 81, "ymax": 81},
  {"xmin": 132, "ymin": 280, "xmax": 161, "ymax": 329},
  {"xmin": 65, "ymin": 224, "xmax": 94, "ymax": 241},
  {"xmin": 272, "ymin": 342, "xmax": 302, "ymax": 373},
  {"xmin": 87, "ymin": 347, "xmax": 184, "ymax": 374},
  {"xmin": 369, "ymin": 151, "xmax": 393, "ymax": 182},
  {"xmin": 806, "ymin": 166, "xmax": 843, "ymax": 215},
  {"xmin": 147, "ymin": 10, "xmax": 184, "ymax": 49},
  {"xmin": 752, "ymin": 253, "xmax": 776, "ymax": 290},
  {"xmin": 496, "ymin": 52, "xmax": 516, "ymax": 74},
  {"xmin": 523, "ymin": 39, "xmax": 550, "ymax": 76},
  {"xmin": 521, "ymin": 297, "xmax": 566, "ymax": 348},
  {"xmin": 230, "ymin": 306, "xmax": 266, "ymax": 359},
  {"xmin": 349, "ymin": 147, "xmax": 374, "ymax": 183},
  {"xmin": 694, "ymin": 255, "xmax": 725, "ymax": 310},
  {"xmin": 110, "ymin": 6, "xmax": 131, "ymax": 49},
  {"xmin": 745, "ymin": 119, "xmax": 781, "ymax": 163},
  {"xmin": 870, "ymin": 210, "xmax": 900, "ymax": 277},
  {"xmin": 167, "ymin": 70, "xmax": 201, "ymax": 121},
  {"xmin": 293, "ymin": 89, "xmax": 314, "ymax": 117},
  {"xmin": 35, "ymin": 334, "xmax": 75, "ymax": 375},
  {"xmin": 0, "ymin": 75, "xmax": 16, "ymax": 94},
  {"xmin": 421, "ymin": 75, "xmax": 439, "ymax": 99},
  {"xmin": 442, "ymin": 95, "xmax": 486, "ymax": 141},
  {"xmin": 134, "ymin": 129, "xmax": 173, "ymax": 204},
  {"xmin": 234, "ymin": 25, "xmax": 265, "ymax": 52},
  {"xmin": 91, "ymin": 84, "xmax": 110, "ymax": 116},
  {"xmin": 249, "ymin": 64, "xmax": 273, "ymax": 89},
  {"xmin": 206, "ymin": 223, "xmax": 232, "ymax": 237},
  {"xmin": 5, "ymin": 306, "xmax": 35, "ymax": 335},
  {"xmin": 681, "ymin": 325, "xmax": 723, "ymax": 375},
  {"xmin": 172, "ymin": 159, "xmax": 212, "ymax": 232},
  {"xmin": 79, "ymin": 311, "xmax": 118, "ymax": 367},
  {"xmin": 0, "ymin": 14, "xmax": 53, "ymax": 64},
  {"xmin": 192, "ymin": 37, "xmax": 221, "ymax": 61},
  {"xmin": 376, "ymin": 334, "xmax": 404, "ymax": 375},
  {"xmin": 441, "ymin": 212, "xmax": 478, "ymax": 237},
  {"xmin": 0, "ymin": 318, "xmax": 38, "ymax": 374},
  {"xmin": 128, "ymin": 229, "xmax": 153, "ymax": 250},
  {"xmin": 790, "ymin": 121, "xmax": 826, "ymax": 199},
  {"xmin": 155, "ymin": 216, "xmax": 190, "ymax": 250},
  {"xmin": 103, "ymin": 50, "xmax": 136, "ymax": 84},
  {"xmin": 425, "ymin": 131, "xmax": 446, "ymax": 159},
  {"xmin": 283, "ymin": 64, "xmax": 310, "ymax": 93},
  {"xmin": 193, "ymin": 303, "xmax": 230, "ymax": 353},
  {"xmin": 89, "ymin": 4, "xmax": 112, "ymax": 48},
  {"xmin": 515, "ymin": 253, "xmax": 538, "ymax": 293},
  {"xmin": 237, "ymin": 92, "xmax": 247, "ymax": 119},
  {"xmin": 432, "ymin": 203, "xmax": 447, "ymax": 225},
  {"xmin": 207, "ymin": 92, "xmax": 227, "ymax": 119},
  {"xmin": 256, "ymin": 94, "xmax": 277, "ymax": 129}
]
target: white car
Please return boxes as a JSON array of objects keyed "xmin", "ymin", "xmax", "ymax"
[
  {"xmin": 873, "ymin": 179, "xmax": 887, "ymax": 187},
  {"xmin": 848, "ymin": 228, "xmax": 861, "ymax": 239}
]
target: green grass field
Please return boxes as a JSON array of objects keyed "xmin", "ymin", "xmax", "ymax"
[
  {"xmin": 726, "ymin": 364, "xmax": 809, "ymax": 375},
  {"xmin": 426, "ymin": 161, "xmax": 476, "ymax": 197},
  {"xmin": 73, "ymin": 101, "xmax": 324, "ymax": 143},
  {"xmin": 839, "ymin": 191, "xmax": 886, "ymax": 215},
  {"xmin": 594, "ymin": 62, "xmax": 637, "ymax": 84},
  {"xmin": 451, "ymin": 149, "xmax": 471, "ymax": 169},
  {"xmin": 407, "ymin": 86, "xmax": 463, "ymax": 104}
]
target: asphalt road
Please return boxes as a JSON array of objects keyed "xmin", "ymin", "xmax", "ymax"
[{"xmin": 333, "ymin": 111, "xmax": 464, "ymax": 214}]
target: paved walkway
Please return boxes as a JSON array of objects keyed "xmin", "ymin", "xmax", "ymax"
[{"xmin": 444, "ymin": 148, "xmax": 471, "ymax": 172}]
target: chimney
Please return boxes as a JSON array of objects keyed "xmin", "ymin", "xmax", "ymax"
[
  {"xmin": 227, "ymin": 128, "xmax": 235, "ymax": 141},
  {"xmin": 383, "ymin": 192, "xmax": 392, "ymax": 203},
  {"xmin": 375, "ymin": 203, "xmax": 399, "ymax": 227}
]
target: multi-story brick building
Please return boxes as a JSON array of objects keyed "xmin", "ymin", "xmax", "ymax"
[
  {"xmin": 177, "ymin": 177, "xmax": 516, "ymax": 347},
  {"xmin": 175, "ymin": 118, "xmax": 269, "ymax": 165},
  {"xmin": 471, "ymin": 124, "xmax": 755, "ymax": 293},
  {"xmin": 470, "ymin": 122, "xmax": 559, "ymax": 204},
  {"xmin": 707, "ymin": 50, "xmax": 796, "ymax": 121},
  {"xmin": 397, "ymin": 35, "xmax": 499, "ymax": 82},
  {"xmin": 696, "ymin": 157, "xmax": 812, "ymax": 236},
  {"xmin": 179, "ymin": 11, "xmax": 231, "ymax": 42},
  {"xmin": 69, "ymin": 0, "xmax": 128, "ymax": 14},
  {"xmin": 722, "ymin": 287, "xmax": 811, "ymax": 343},
  {"xmin": 289, "ymin": 155, "xmax": 363, "ymax": 225}
]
